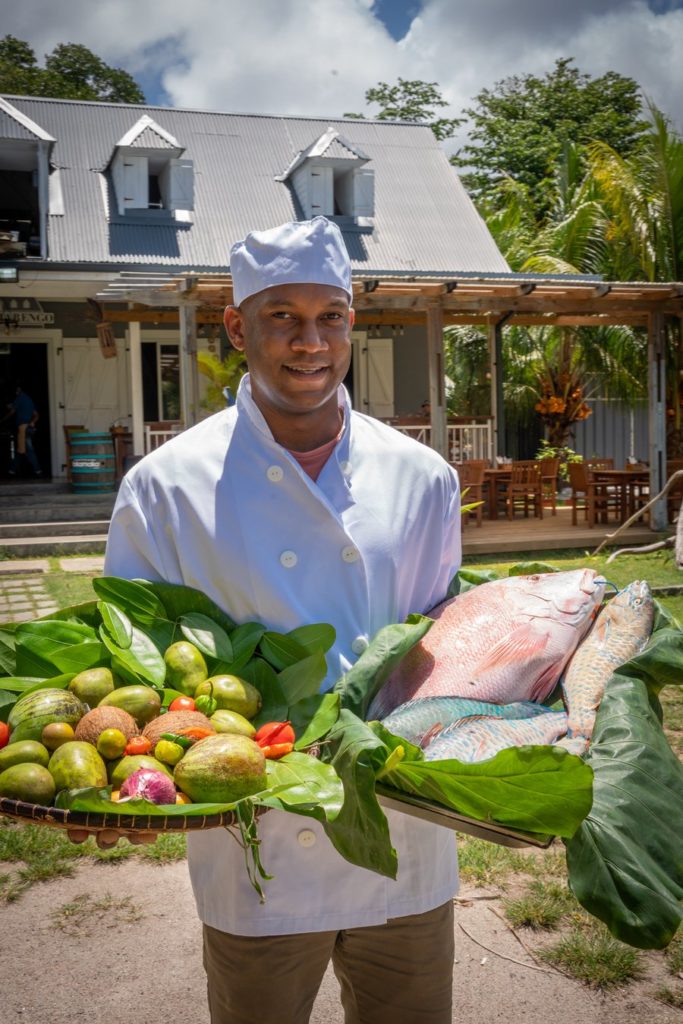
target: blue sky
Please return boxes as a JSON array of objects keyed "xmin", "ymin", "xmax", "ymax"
[{"xmin": 2, "ymin": 0, "xmax": 682, "ymax": 154}]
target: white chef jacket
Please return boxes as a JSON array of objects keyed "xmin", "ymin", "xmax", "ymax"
[{"xmin": 105, "ymin": 376, "xmax": 462, "ymax": 936}]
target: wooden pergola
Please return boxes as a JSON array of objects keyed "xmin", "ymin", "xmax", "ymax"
[{"xmin": 98, "ymin": 272, "xmax": 683, "ymax": 530}]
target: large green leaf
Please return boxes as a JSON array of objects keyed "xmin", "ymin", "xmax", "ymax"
[
  {"xmin": 0, "ymin": 626, "xmax": 17, "ymax": 676},
  {"xmin": 14, "ymin": 620, "xmax": 98, "ymax": 677},
  {"xmin": 287, "ymin": 623, "xmax": 336, "ymax": 656},
  {"xmin": 93, "ymin": 577, "xmax": 166, "ymax": 628},
  {"xmin": 565, "ymin": 674, "xmax": 683, "ymax": 949},
  {"xmin": 138, "ymin": 580, "xmax": 235, "ymax": 632},
  {"xmin": 333, "ymin": 614, "xmax": 433, "ymax": 720},
  {"xmin": 223, "ymin": 622, "xmax": 265, "ymax": 673},
  {"xmin": 374, "ymin": 723, "xmax": 592, "ymax": 838},
  {"xmin": 262, "ymin": 752, "xmax": 343, "ymax": 821},
  {"xmin": 179, "ymin": 612, "xmax": 233, "ymax": 662},
  {"xmin": 242, "ymin": 658, "xmax": 288, "ymax": 726},
  {"xmin": 321, "ymin": 709, "xmax": 397, "ymax": 879},
  {"xmin": 259, "ymin": 631, "xmax": 309, "ymax": 671},
  {"xmin": 277, "ymin": 651, "xmax": 328, "ymax": 705},
  {"xmin": 0, "ymin": 676, "xmax": 45, "ymax": 692},
  {"xmin": 99, "ymin": 623, "xmax": 166, "ymax": 688},
  {"xmin": 98, "ymin": 601, "xmax": 133, "ymax": 649},
  {"xmin": 291, "ymin": 692, "xmax": 341, "ymax": 749},
  {"xmin": 50, "ymin": 640, "xmax": 107, "ymax": 674}
]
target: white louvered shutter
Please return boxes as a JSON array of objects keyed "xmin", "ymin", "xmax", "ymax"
[
  {"xmin": 112, "ymin": 153, "xmax": 148, "ymax": 214},
  {"xmin": 353, "ymin": 168, "xmax": 375, "ymax": 217},
  {"xmin": 161, "ymin": 158, "xmax": 195, "ymax": 211}
]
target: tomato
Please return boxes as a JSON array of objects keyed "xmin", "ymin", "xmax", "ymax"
[
  {"xmin": 254, "ymin": 721, "xmax": 295, "ymax": 748},
  {"xmin": 124, "ymin": 735, "xmax": 152, "ymax": 756},
  {"xmin": 0, "ymin": 721, "xmax": 9, "ymax": 749},
  {"xmin": 169, "ymin": 696, "xmax": 196, "ymax": 712}
]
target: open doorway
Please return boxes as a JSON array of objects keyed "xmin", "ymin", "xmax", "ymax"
[{"xmin": 0, "ymin": 341, "xmax": 51, "ymax": 479}]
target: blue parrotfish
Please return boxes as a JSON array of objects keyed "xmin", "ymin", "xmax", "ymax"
[
  {"xmin": 380, "ymin": 696, "xmax": 550, "ymax": 749},
  {"xmin": 423, "ymin": 709, "xmax": 570, "ymax": 763}
]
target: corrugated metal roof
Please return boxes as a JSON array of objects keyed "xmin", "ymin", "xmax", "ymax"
[
  {"xmin": 129, "ymin": 125, "xmax": 176, "ymax": 149},
  {"xmin": 0, "ymin": 108, "xmax": 37, "ymax": 141},
  {"xmin": 1, "ymin": 94, "xmax": 509, "ymax": 275}
]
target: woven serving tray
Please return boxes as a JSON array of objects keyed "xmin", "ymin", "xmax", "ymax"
[{"xmin": 0, "ymin": 796, "xmax": 240, "ymax": 833}]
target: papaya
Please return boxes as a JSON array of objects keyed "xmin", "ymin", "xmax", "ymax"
[
  {"xmin": 109, "ymin": 754, "xmax": 173, "ymax": 788},
  {"xmin": 48, "ymin": 741, "xmax": 108, "ymax": 792},
  {"xmin": 7, "ymin": 688, "xmax": 86, "ymax": 743},
  {"xmin": 0, "ymin": 739, "xmax": 50, "ymax": 773},
  {"xmin": 0, "ymin": 763, "xmax": 56, "ymax": 805},
  {"xmin": 174, "ymin": 734, "xmax": 266, "ymax": 803},
  {"xmin": 98, "ymin": 685, "xmax": 161, "ymax": 726}
]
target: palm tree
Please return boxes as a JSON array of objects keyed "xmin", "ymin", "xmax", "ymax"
[{"xmin": 587, "ymin": 104, "xmax": 683, "ymax": 452}]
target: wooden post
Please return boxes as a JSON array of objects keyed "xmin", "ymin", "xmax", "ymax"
[
  {"xmin": 487, "ymin": 320, "xmax": 506, "ymax": 461},
  {"xmin": 128, "ymin": 319, "xmax": 144, "ymax": 456},
  {"xmin": 426, "ymin": 302, "xmax": 447, "ymax": 458},
  {"xmin": 179, "ymin": 280, "xmax": 200, "ymax": 428},
  {"xmin": 648, "ymin": 313, "xmax": 667, "ymax": 530}
]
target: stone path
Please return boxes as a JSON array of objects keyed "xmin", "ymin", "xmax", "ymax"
[{"xmin": 0, "ymin": 556, "xmax": 105, "ymax": 624}]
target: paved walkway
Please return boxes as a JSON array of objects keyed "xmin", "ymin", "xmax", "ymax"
[{"xmin": 0, "ymin": 556, "xmax": 105, "ymax": 624}]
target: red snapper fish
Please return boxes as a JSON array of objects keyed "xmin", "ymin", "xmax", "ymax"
[{"xmin": 368, "ymin": 570, "xmax": 605, "ymax": 720}]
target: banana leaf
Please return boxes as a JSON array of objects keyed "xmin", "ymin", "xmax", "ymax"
[{"xmin": 564, "ymin": 601, "xmax": 683, "ymax": 949}]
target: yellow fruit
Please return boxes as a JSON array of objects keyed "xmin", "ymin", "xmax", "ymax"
[
  {"xmin": 175, "ymin": 792, "xmax": 192, "ymax": 805},
  {"xmin": 154, "ymin": 739, "xmax": 184, "ymax": 766},
  {"xmin": 41, "ymin": 722, "xmax": 76, "ymax": 751},
  {"xmin": 96, "ymin": 728, "xmax": 128, "ymax": 760}
]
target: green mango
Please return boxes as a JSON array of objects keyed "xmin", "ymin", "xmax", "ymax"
[
  {"xmin": 48, "ymin": 741, "xmax": 108, "ymax": 792},
  {"xmin": 98, "ymin": 685, "xmax": 161, "ymax": 726}
]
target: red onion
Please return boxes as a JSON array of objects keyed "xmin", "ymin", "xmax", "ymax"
[{"xmin": 119, "ymin": 768, "xmax": 177, "ymax": 805}]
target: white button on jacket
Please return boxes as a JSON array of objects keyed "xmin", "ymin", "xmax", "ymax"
[
  {"xmin": 341, "ymin": 545, "xmax": 359, "ymax": 563},
  {"xmin": 267, "ymin": 465, "xmax": 284, "ymax": 482},
  {"xmin": 280, "ymin": 550, "xmax": 298, "ymax": 568},
  {"xmin": 297, "ymin": 829, "xmax": 317, "ymax": 848},
  {"xmin": 105, "ymin": 376, "xmax": 462, "ymax": 938},
  {"xmin": 351, "ymin": 635, "xmax": 369, "ymax": 655}
]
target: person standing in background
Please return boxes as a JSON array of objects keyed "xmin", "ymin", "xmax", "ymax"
[{"xmin": 1, "ymin": 383, "xmax": 42, "ymax": 477}]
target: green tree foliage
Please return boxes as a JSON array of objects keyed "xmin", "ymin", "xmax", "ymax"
[
  {"xmin": 0, "ymin": 35, "xmax": 144, "ymax": 103},
  {"xmin": 345, "ymin": 78, "xmax": 462, "ymax": 142},
  {"xmin": 456, "ymin": 58, "xmax": 648, "ymax": 216}
]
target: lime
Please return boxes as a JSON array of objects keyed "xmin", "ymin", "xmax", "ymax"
[
  {"xmin": 164, "ymin": 641, "xmax": 208, "ymax": 696},
  {"xmin": 154, "ymin": 739, "xmax": 185, "ymax": 766},
  {"xmin": 96, "ymin": 728, "xmax": 128, "ymax": 760},
  {"xmin": 41, "ymin": 722, "xmax": 75, "ymax": 751}
]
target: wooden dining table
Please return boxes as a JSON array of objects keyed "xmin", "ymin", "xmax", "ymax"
[
  {"xmin": 483, "ymin": 467, "xmax": 512, "ymax": 519},
  {"xmin": 587, "ymin": 469, "xmax": 649, "ymax": 527}
]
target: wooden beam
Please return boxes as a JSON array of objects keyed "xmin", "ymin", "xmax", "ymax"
[
  {"xmin": 426, "ymin": 302, "xmax": 447, "ymax": 458},
  {"xmin": 648, "ymin": 313, "xmax": 668, "ymax": 530}
]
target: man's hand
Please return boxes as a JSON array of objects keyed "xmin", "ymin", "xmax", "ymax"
[{"xmin": 67, "ymin": 827, "xmax": 157, "ymax": 849}]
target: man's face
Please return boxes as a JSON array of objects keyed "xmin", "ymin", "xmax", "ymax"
[{"xmin": 224, "ymin": 283, "xmax": 354, "ymax": 423}]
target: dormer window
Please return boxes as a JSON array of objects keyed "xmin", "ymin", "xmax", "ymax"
[
  {"xmin": 277, "ymin": 127, "xmax": 374, "ymax": 222},
  {"xmin": 0, "ymin": 98, "xmax": 55, "ymax": 259},
  {"xmin": 109, "ymin": 115, "xmax": 194, "ymax": 217}
]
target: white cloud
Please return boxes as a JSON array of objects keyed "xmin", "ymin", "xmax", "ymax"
[{"xmin": 2, "ymin": 0, "xmax": 682, "ymax": 143}]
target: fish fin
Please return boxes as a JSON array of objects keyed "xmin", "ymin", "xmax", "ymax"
[
  {"xmin": 419, "ymin": 722, "xmax": 444, "ymax": 749},
  {"xmin": 468, "ymin": 624, "xmax": 550, "ymax": 682},
  {"xmin": 528, "ymin": 660, "xmax": 563, "ymax": 703}
]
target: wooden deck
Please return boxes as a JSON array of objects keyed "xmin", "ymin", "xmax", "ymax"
[{"xmin": 461, "ymin": 506, "xmax": 663, "ymax": 557}]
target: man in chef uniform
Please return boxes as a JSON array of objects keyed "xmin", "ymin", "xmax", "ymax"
[{"xmin": 104, "ymin": 216, "xmax": 462, "ymax": 1023}]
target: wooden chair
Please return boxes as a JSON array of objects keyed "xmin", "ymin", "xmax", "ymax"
[
  {"xmin": 505, "ymin": 460, "xmax": 543, "ymax": 519},
  {"xmin": 538, "ymin": 457, "xmax": 560, "ymax": 515},
  {"xmin": 586, "ymin": 466, "xmax": 622, "ymax": 527},
  {"xmin": 666, "ymin": 459, "xmax": 683, "ymax": 523},
  {"xmin": 585, "ymin": 457, "xmax": 614, "ymax": 470},
  {"xmin": 567, "ymin": 462, "xmax": 589, "ymax": 525},
  {"xmin": 63, "ymin": 424, "xmax": 86, "ymax": 482},
  {"xmin": 626, "ymin": 461, "xmax": 650, "ymax": 521},
  {"xmin": 455, "ymin": 461, "xmax": 485, "ymax": 528}
]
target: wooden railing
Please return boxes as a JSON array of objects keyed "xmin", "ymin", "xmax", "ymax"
[{"xmin": 144, "ymin": 422, "xmax": 183, "ymax": 453}]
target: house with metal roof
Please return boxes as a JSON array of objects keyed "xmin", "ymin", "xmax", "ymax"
[
  {"xmin": 0, "ymin": 92, "xmax": 511, "ymax": 482},
  {"xmin": 0, "ymin": 94, "xmax": 679, "ymax": 530}
]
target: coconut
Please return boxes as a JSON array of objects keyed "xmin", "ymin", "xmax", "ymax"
[
  {"xmin": 142, "ymin": 709, "xmax": 214, "ymax": 749},
  {"xmin": 74, "ymin": 706, "xmax": 140, "ymax": 746}
]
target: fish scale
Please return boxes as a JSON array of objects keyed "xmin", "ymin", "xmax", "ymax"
[
  {"xmin": 380, "ymin": 696, "xmax": 549, "ymax": 748},
  {"xmin": 562, "ymin": 579, "xmax": 654, "ymax": 741},
  {"xmin": 423, "ymin": 709, "xmax": 569, "ymax": 763},
  {"xmin": 368, "ymin": 570, "xmax": 605, "ymax": 719}
]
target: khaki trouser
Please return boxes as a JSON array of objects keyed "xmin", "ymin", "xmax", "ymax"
[{"xmin": 203, "ymin": 900, "xmax": 454, "ymax": 1024}]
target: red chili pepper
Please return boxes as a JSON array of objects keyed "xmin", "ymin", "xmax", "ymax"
[
  {"xmin": 260, "ymin": 741, "xmax": 294, "ymax": 760},
  {"xmin": 254, "ymin": 721, "xmax": 295, "ymax": 748},
  {"xmin": 0, "ymin": 721, "xmax": 9, "ymax": 749}
]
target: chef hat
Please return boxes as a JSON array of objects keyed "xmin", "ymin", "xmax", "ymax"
[{"xmin": 229, "ymin": 216, "xmax": 353, "ymax": 306}]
